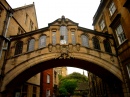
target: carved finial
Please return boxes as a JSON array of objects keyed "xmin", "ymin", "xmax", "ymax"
[{"xmin": 62, "ymin": 15, "xmax": 65, "ymax": 19}]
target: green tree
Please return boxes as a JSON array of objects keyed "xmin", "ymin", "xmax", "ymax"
[
  {"xmin": 59, "ymin": 79, "xmax": 77, "ymax": 96},
  {"xmin": 58, "ymin": 72, "xmax": 88, "ymax": 96}
]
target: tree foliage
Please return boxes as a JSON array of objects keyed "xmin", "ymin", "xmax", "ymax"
[{"xmin": 58, "ymin": 72, "xmax": 88, "ymax": 96}]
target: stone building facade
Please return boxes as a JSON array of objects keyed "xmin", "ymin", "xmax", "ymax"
[
  {"xmin": 0, "ymin": 1, "xmax": 40, "ymax": 97},
  {"xmin": 88, "ymin": 0, "xmax": 130, "ymax": 97}
]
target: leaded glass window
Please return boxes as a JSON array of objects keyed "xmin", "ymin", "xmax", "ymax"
[
  {"xmin": 14, "ymin": 41, "xmax": 23, "ymax": 55},
  {"xmin": 109, "ymin": 2, "xmax": 116, "ymax": 16},
  {"xmin": 60, "ymin": 26, "xmax": 68, "ymax": 44},
  {"xmin": 92, "ymin": 37, "xmax": 100, "ymax": 50},
  {"xmin": 100, "ymin": 19, "xmax": 105, "ymax": 31},
  {"xmin": 81, "ymin": 35, "xmax": 89, "ymax": 47},
  {"xmin": 28, "ymin": 39, "xmax": 35, "ymax": 52},
  {"xmin": 71, "ymin": 32, "xmax": 76, "ymax": 45},
  {"xmin": 39, "ymin": 35, "xmax": 46, "ymax": 48},
  {"xmin": 115, "ymin": 24, "xmax": 126, "ymax": 44},
  {"xmin": 52, "ymin": 32, "xmax": 56, "ymax": 45},
  {"xmin": 103, "ymin": 40, "xmax": 112, "ymax": 53}
]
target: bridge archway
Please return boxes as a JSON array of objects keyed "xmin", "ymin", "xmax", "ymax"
[{"xmin": 2, "ymin": 52, "xmax": 122, "ymax": 92}]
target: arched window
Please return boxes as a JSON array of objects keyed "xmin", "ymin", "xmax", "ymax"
[
  {"xmin": 14, "ymin": 41, "xmax": 23, "ymax": 55},
  {"xmin": 60, "ymin": 26, "xmax": 68, "ymax": 44},
  {"xmin": 39, "ymin": 35, "xmax": 46, "ymax": 48},
  {"xmin": 81, "ymin": 35, "xmax": 89, "ymax": 47},
  {"xmin": 103, "ymin": 40, "xmax": 112, "ymax": 53},
  {"xmin": 28, "ymin": 38, "xmax": 35, "ymax": 52},
  {"xmin": 71, "ymin": 31, "xmax": 76, "ymax": 45},
  {"xmin": 92, "ymin": 37, "xmax": 100, "ymax": 50}
]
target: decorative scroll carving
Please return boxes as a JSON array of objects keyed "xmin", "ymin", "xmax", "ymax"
[{"xmin": 48, "ymin": 44, "xmax": 80, "ymax": 59}]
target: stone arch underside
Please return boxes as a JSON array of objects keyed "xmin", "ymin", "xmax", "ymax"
[{"xmin": 2, "ymin": 53, "xmax": 123, "ymax": 92}]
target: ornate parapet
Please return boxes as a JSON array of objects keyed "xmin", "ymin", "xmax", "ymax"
[{"xmin": 48, "ymin": 44, "xmax": 80, "ymax": 59}]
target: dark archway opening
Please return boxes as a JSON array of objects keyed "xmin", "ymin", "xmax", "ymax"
[{"xmin": 5, "ymin": 58, "xmax": 123, "ymax": 97}]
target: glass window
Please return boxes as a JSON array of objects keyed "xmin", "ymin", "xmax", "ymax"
[
  {"xmin": 71, "ymin": 32, "xmax": 76, "ymax": 45},
  {"xmin": 28, "ymin": 39, "xmax": 35, "ymax": 52},
  {"xmin": 81, "ymin": 35, "xmax": 89, "ymax": 47},
  {"xmin": 46, "ymin": 90, "xmax": 50, "ymax": 97},
  {"xmin": 92, "ymin": 37, "xmax": 100, "ymax": 50},
  {"xmin": 115, "ymin": 24, "xmax": 126, "ymax": 44},
  {"xmin": 127, "ymin": 64, "xmax": 130, "ymax": 78},
  {"xmin": 109, "ymin": 2, "xmax": 116, "ymax": 16},
  {"xmin": 47, "ymin": 74, "xmax": 50, "ymax": 83},
  {"xmin": 60, "ymin": 26, "xmax": 68, "ymax": 44},
  {"xmin": 100, "ymin": 19, "xmax": 105, "ymax": 30},
  {"xmin": 14, "ymin": 41, "xmax": 23, "ymax": 55},
  {"xmin": 52, "ymin": 32, "xmax": 56, "ymax": 45},
  {"xmin": 103, "ymin": 40, "xmax": 112, "ymax": 53},
  {"xmin": 39, "ymin": 35, "xmax": 46, "ymax": 48}
]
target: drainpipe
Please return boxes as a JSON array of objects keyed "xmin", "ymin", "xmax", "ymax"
[{"xmin": 0, "ymin": 9, "xmax": 13, "ymax": 58}]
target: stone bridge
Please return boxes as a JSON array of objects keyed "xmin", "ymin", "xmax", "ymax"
[{"xmin": 1, "ymin": 16, "xmax": 123, "ymax": 92}]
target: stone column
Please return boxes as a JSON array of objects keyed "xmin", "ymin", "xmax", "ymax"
[
  {"xmin": 68, "ymin": 28, "xmax": 71, "ymax": 44},
  {"xmin": 49, "ymin": 29, "xmax": 52, "ymax": 44}
]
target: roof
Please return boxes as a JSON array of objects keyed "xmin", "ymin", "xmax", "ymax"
[{"xmin": 13, "ymin": 3, "xmax": 34, "ymax": 11}]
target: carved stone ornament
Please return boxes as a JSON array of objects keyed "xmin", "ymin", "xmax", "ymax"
[
  {"xmin": 48, "ymin": 43, "xmax": 53, "ymax": 52},
  {"xmin": 48, "ymin": 44, "xmax": 80, "ymax": 59}
]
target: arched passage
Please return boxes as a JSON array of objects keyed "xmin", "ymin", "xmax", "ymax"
[{"xmin": 2, "ymin": 53, "xmax": 122, "ymax": 92}]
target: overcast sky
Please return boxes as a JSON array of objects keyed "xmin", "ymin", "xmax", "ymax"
[{"xmin": 6, "ymin": 0, "xmax": 101, "ymax": 76}]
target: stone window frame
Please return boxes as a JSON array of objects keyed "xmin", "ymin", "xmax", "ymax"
[
  {"xmin": 103, "ymin": 39, "xmax": 112, "ymax": 53},
  {"xmin": 27, "ymin": 38, "xmax": 35, "ymax": 52},
  {"xmin": 108, "ymin": 1, "xmax": 117, "ymax": 16},
  {"xmin": 52, "ymin": 31, "xmax": 56, "ymax": 45},
  {"xmin": 71, "ymin": 31, "xmax": 76, "ymax": 45},
  {"xmin": 92, "ymin": 36, "xmax": 101, "ymax": 50},
  {"xmin": 115, "ymin": 24, "xmax": 126, "ymax": 45},
  {"xmin": 39, "ymin": 35, "xmax": 46, "ymax": 48},
  {"xmin": 81, "ymin": 34, "xmax": 89, "ymax": 48},
  {"xmin": 60, "ymin": 26, "xmax": 68, "ymax": 45},
  {"xmin": 14, "ymin": 41, "xmax": 23, "ymax": 55},
  {"xmin": 99, "ymin": 18, "xmax": 106, "ymax": 31}
]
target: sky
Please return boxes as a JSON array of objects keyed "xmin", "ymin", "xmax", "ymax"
[{"xmin": 6, "ymin": 0, "xmax": 101, "ymax": 76}]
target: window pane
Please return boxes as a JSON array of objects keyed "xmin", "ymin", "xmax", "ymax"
[
  {"xmin": 60, "ymin": 26, "xmax": 68, "ymax": 44},
  {"xmin": 71, "ymin": 32, "xmax": 76, "ymax": 45},
  {"xmin": 39, "ymin": 36, "xmax": 46, "ymax": 48},
  {"xmin": 109, "ymin": 2, "xmax": 116, "ymax": 16},
  {"xmin": 52, "ymin": 32, "xmax": 56, "ymax": 45},
  {"xmin": 28, "ymin": 39, "xmax": 35, "ymax": 52},
  {"xmin": 81, "ymin": 35, "xmax": 89, "ymax": 47},
  {"xmin": 47, "ymin": 74, "xmax": 50, "ymax": 83},
  {"xmin": 15, "ymin": 41, "xmax": 23, "ymax": 55},
  {"xmin": 100, "ymin": 19, "xmax": 105, "ymax": 30},
  {"xmin": 92, "ymin": 37, "xmax": 100, "ymax": 50},
  {"xmin": 103, "ymin": 40, "xmax": 112, "ymax": 53},
  {"xmin": 115, "ymin": 24, "xmax": 126, "ymax": 44}
]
